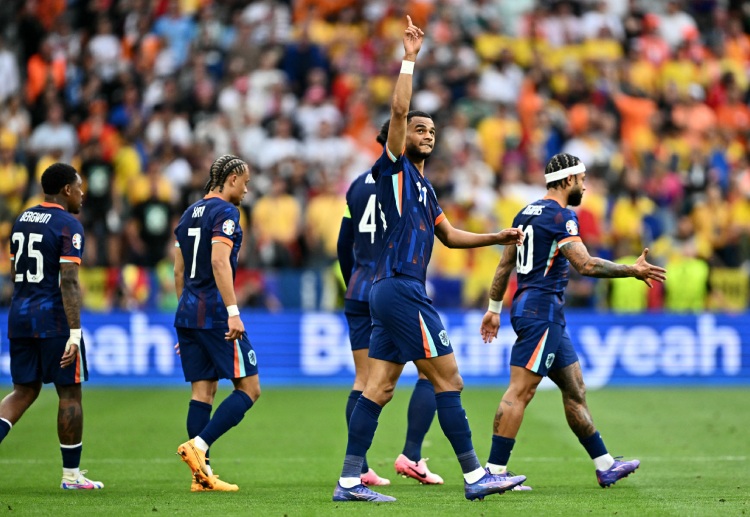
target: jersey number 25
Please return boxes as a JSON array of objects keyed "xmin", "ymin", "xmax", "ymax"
[{"xmin": 11, "ymin": 232, "xmax": 44, "ymax": 283}]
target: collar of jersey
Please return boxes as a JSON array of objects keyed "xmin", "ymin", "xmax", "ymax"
[
  {"xmin": 542, "ymin": 196, "xmax": 565, "ymax": 208},
  {"xmin": 203, "ymin": 193, "xmax": 222, "ymax": 200},
  {"xmin": 40, "ymin": 202, "xmax": 64, "ymax": 210}
]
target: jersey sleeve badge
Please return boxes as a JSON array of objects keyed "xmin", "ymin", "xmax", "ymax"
[
  {"xmin": 72, "ymin": 233, "xmax": 82, "ymax": 249},
  {"xmin": 222, "ymin": 220, "xmax": 235, "ymax": 236},
  {"xmin": 565, "ymin": 220, "xmax": 579, "ymax": 236}
]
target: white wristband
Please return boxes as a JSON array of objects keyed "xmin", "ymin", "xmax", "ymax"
[
  {"xmin": 226, "ymin": 305, "xmax": 240, "ymax": 317},
  {"xmin": 69, "ymin": 328, "xmax": 82, "ymax": 345},
  {"xmin": 488, "ymin": 299, "xmax": 502, "ymax": 314},
  {"xmin": 400, "ymin": 60, "xmax": 415, "ymax": 75}
]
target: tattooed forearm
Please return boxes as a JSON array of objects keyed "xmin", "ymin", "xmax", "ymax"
[
  {"xmin": 489, "ymin": 246, "xmax": 516, "ymax": 302},
  {"xmin": 60, "ymin": 263, "xmax": 81, "ymax": 329},
  {"xmin": 561, "ymin": 242, "xmax": 635, "ymax": 279}
]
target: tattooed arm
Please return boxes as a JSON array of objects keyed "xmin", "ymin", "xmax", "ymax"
[
  {"xmin": 60, "ymin": 262, "xmax": 82, "ymax": 368},
  {"xmin": 480, "ymin": 244, "xmax": 516, "ymax": 343},
  {"xmin": 560, "ymin": 243, "xmax": 666, "ymax": 287}
]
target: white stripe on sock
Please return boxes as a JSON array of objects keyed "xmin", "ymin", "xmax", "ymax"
[
  {"xmin": 60, "ymin": 442, "xmax": 83, "ymax": 449},
  {"xmin": 0, "ymin": 418, "xmax": 12, "ymax": 429}
]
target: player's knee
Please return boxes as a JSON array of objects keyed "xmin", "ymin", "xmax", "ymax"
[
  {"xmin": 14, "ymin": 384, "xmax": 41, "ymax": 404},
  {"xmin": 564, "ymin": 384, "xmax": 586, "ymax": 405}
]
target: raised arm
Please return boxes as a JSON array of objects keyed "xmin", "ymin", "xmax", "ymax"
[
  {"xmin": 211, "ymin": 240, "xmax": 245, "ymax": 341},
  {"xmin": 561, "ymin": 243, "xmax": 666, "ymax": 287},
  {"xmin": 480, "ymin": 244, "xmax": 517, "ymax": 343},
  {"xmin": 435, "ymin": 217, "xmax": 524, "ymax": 248},
  {"xmin": 386, "ymin": 15, "xmax": 423, "ymax": 159},
  {"xmin": 60, "ymin": 262, "xmax": 82, "ymax": 367}
]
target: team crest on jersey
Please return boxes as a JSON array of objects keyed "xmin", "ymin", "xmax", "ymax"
[
  {"xmin": 438, "ymin": 330, "xmax": 450, "ymax": 347},
  {"xmin": 565, "ymin": 220, "xmax": 578, "ymax": 236},
  {"xmin": 72, "ymin": 233, "xmax": 82, "ymax": 250},
  {"xmin": 545, "ymin": 353, "xmax": 555, "ymax": 369},
  {"xmin": 222, "ymin": 220, "xmax": 235, "ymax": 236},
  {"xmin": 247, "ymin": 350, "xmax": 257, "ymax": 366}
]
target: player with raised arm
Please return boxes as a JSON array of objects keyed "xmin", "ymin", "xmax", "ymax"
[
  {"xmin": 0, "ymin": 163, "xmax": 102, "ymax": 490},
  {"xmin": 479, "ymin": 153, "xmax": 667, "ymax": 488},
  {"xmin": 174, "ymin": 155, "xmax": 259, "ymax": 492},
  {"xmin": 337, "ymin": 130, "xmax": 443, "ymax": 488},
  {"xmin": 332, "ymin": 16, "xmax": 527, "ymax": 503}
]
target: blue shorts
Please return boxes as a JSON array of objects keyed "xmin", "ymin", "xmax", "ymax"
[
  {"xmin": 10, "ymin": 336, "xmax": 88, "ymax": 386},
  {"xmin": 177, "ymin": 328, "xmax": 259, "ymax": 382},
  {"xmin": 369, "ymin": 276, "xmax": 453, "ymax": 364},
  {"xmin": 510, "ymin": 317, "xmax": 578, "ymax": 376},
  {"xmin": 345, "ymin": 299, "xmax": 372, "ymax": 351}
]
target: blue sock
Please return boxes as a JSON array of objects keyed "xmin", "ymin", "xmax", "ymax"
[
  {"xmin": 341, "ymin": 396, "xmax": 381, "ymax": 479},
  {"xmin": 0, "ymin": 419, "xmax": 10, "ymax": 444},
  {"xmin": 579, "ymin": 431, "xmax": 608, "ymax": 459},
  {"xmin": 345, "ymin": 390, "xmax": 369, "ymax": 474},
  {"xmin": 402, "ymin": 379, "xmax": 436, "ymax": 461},
  {"xmin": 488, "ymin": 435, "xmax": 516, "ymax": 466},
  {"xmin": 435, "ymin": 391, "xmax": 481, "ymax": 473},
  {"xmin": 188, "ymin": 400, "xmax": 212, "ymax": 464},
  {"xmin": 61, "ymin": 443, "xmax": 82, "ymax": 469},
  {"xmin": 198, "ymin": 390, "xmax": 254, "ymax": 447}
]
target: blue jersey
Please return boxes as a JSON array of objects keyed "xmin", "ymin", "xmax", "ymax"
[
  {"xmin": 371, "ymin": 148, "xmax": 445, "ymax": 284},
  {"xmin": 174, "ymin": 195, "xmax": 242, "ymax": 329},
  {"xmin": 341, "ymin": 170, "xmax": 380, "ymax": 302},
  {"xmin": 511, "ymin": 198, "xmax": 582, "ymax": 324},
  {"xmin": 8, "ymin": 203, "xmax": 85, "ymax": 339}
]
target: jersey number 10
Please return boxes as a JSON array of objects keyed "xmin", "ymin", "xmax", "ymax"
[
  {"xmin": 11, "ymin": 232, "xmax": 44, "ymax": 283},
  {"xmin": 516, "ymin": 225, "xmax": 534, "ymax": 274}
]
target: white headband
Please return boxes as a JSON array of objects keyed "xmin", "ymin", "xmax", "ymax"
[{"xmin": 545, "ymin": 163, "xmax": 586, "ymax": 184}]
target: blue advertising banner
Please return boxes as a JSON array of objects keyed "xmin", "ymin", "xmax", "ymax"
[{"xmin": 0, "ymin": 311, "xmax": 748, "ymax": 387}]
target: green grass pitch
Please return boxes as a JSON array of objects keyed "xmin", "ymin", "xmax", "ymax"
[{"xmin": 0, "ymin": 386, "xmax": 747, "ymax": 516}]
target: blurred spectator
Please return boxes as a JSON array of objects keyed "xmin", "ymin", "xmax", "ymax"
[
  {"xmin": 251, "ymin": 174, "xmax": 301, "ymax": 268},
  {"xmin": 27, "ymin": 102, "xmax": 77, "ymax": 162},
  {"xmin": 0, "ymin": 36, "xmax": 20, "ymax": 105}
]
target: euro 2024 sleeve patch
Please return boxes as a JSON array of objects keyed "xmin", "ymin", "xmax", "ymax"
[
  {"xmin": 72, "ymin": 233, "xmax": 82, "ymax": 249},
  {"xmin": 222, "ymin": 220, "xmax": 235, "ymax": 236},
  {"xmin": 565, "ymin": 220, "xmax": 578, "ymax": 236}
]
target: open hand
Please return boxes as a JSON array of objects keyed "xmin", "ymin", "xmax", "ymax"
[
  {"xmin": 60, "ymin": 342, "xmax": 78, "ymax": 368},
  {"xmin": 403, "ymin": 15, "xmax": 424, "ymax": 56},
  {"xmin": 633, "ymin": 248, "xmax": 667, "ymax": 288},
  {"xmin": 480, "ymin": 311, "xmax": 500, "ymax": 343}
]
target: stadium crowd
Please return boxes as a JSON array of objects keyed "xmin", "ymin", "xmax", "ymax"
[{"xmin": 0, "ymin": 0, "xmax": 749, "ymax": 312}]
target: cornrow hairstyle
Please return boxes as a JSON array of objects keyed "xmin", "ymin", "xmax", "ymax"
[
  {"xmin": 204, "ymin": 154, "xmax": 247, "ymax": 193},
  {"xmin": 376, "ymin": 110, "xmax": 434, "ymax": 145},
  {"xmin": 545, "ymin": 153, "xmax": 581, "ymax": 190},
  {"xmin": 41, "ymin": 163, "xmax": 78, "ymax": 195}
]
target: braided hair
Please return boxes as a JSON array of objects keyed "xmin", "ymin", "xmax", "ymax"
[
  {"xmin": 545, "ymin": 153, "xmax": 581, "ymax": 190},
  {"xmin": 204, "ymin": 154, "xmax": 247, "ymax": 193}
]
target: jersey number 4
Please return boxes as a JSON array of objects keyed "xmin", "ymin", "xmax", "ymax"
[
  {"xmin": 11, "ymin": 232, "xmax": 44, "ymax": 283},
  {"xmin": 359, "ymin": 194, "xmax": 377, "ymax": 244},
  {"xmin": 516, "ymin": 225, "xmax": 534, "ymax": 274}
]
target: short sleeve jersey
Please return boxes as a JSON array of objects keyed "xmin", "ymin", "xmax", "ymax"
[
  {"xmin": 343, "ymin": 170, "xmax": 381, "ymax": 302},
  {"xmin": 174, "ymin": 196, "xmax": 242, "ymax": 329},
  {"xmin": 371, "ymin": 147, "xmax": 445, "ymax": 284},
  {"xmin": 8, "ymin": 202, "xmax": 85, "ymax": 338},
  {"xmin": 511, "ymin": 198, "xmax": 582, "ymax": 324}
]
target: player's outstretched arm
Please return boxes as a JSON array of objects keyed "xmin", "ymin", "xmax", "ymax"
[
  {"xmin": 211, "ymin": 241, "xmax": 245, "ymax": 341},
  {"xmin": 174, "ymin": 246, "xmax": 185, "ymax": 300},
  {"xmin": 435, "ymin": 218, "xmax": 524, "ymax": 249},
  {"xmin": 386, "ymin": 15, "xmax": 423, "ymax": 159},
  {"xmin": 561, "ymin": 243, "xmax": 667, "ymax": 287},
  {"xmin": 60, "ymin": 262, "xmax": 82, "ymax": 368},
  {"xmin": 480, "ymin": 244, "xmax": 516, "ymax": 343}
]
